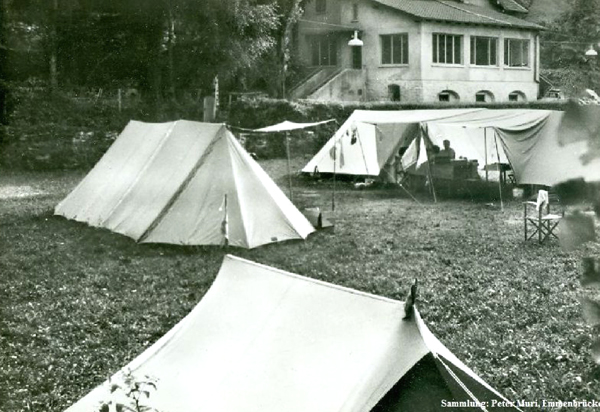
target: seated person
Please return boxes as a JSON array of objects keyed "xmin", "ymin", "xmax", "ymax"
[{"xmin": 436, "ymin": 139, "xmax": 456, "ymax": 162}]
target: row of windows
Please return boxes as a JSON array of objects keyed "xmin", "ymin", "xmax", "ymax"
[
  {"xmin": 387, "ymin": 85, "xmax": 526, "ymax": 102},
  {"xmin": 382, "ymin": 33, "xmax": 530, "ymax": 67},
  {"xmin": 308, "ymin": 34, "xmax": 530, "ymax": 68}
]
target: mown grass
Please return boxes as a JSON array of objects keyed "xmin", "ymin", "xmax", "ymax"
[{"xmin": 1, "ymin": 160, "xmax": 599, "ymax": 412}]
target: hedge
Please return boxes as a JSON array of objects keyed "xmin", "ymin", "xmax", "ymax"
[
  {"xmin": 0, "ymin": 88, "xmax": 569, "ymax": 170},
  {"xmin": 0, "ymin": 86, "xmax": 206, "ymax": 170}
]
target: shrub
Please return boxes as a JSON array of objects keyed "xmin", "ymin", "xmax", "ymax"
[{"xmin": 0, "ymin": 84, "xmax": 206, "ymax": 170}]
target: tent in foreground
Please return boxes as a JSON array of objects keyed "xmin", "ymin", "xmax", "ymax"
[
  {"xmin": 55, "ymin": 120, "xmax": 314, "ymax": 248},
  {"xmin": 64, "ymin": 255, "xmax": 520, "ymax": 412}
]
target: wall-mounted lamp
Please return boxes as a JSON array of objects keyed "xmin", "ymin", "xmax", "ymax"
[
  {"xmin": 585, "ymin": 45, "xmax": 598, "ymax": 57},
  {"xmin": 348, "ymin": 31, "xmax": 363, "ymax": 47}
]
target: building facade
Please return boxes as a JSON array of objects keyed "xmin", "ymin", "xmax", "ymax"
[{"xmin": 292, "ymin": 0, "xmax": 542, "ymax": 103}]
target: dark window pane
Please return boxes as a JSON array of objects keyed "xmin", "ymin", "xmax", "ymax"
[
  {"xmin": 382, "ymin": 36, "xmax": 391, "ymax": 64},
  {"xmin": 322, "ymin": 39, "xmax": 329, "ymax": 65},
  {"xmin": 329, "ymin": 38, "xmax": 337, "ymax": 65},
  {"xmin": 392, "ymin": 35, "xmax": 402, "ymax": 64},
  {"xmin": 505, "ymin": 39, "xmax": 529, "ymax": 67},
  {"xmin": 433, "ymin": 35, "xmax": 439, "ymax": 63},
  {"xmin": 445, "ymin": 35, "xmax": 453, "ymax": 63},
  {"xmin": 402, "ymin": 35, "xmax": 409, "ymax": 64},
  {"xmin": 454, "ymin": 36, "xmax": 461, "ymax": 63},
  {"xmin": 311, "ymin": 37, "xmax": 319, "ymax": 66}
]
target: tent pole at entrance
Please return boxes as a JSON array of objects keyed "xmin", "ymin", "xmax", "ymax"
[
  {"xmin": 484, "ymin": 128, "xmax": 488, "ymax": 182},
  {"xmin": 422, "ymin": 134, "xmax": 437, "ymax": 203},
  {"xmin": 285, "ymin": 132, "xmax": 293, "ymax": 201},
  {"xmin": 493, "ymin": 132, "xmax": 504, "ymax": 211},
  {"xmin": 221, "ymin": 194, "xmax": 229, "ymax": 248},
  {"xmin": 332, "ymin": 140, "xmax": 337, "ymax": 211},
  {"xmin": 427, "ymin": 161, "xmax": 437, "ymax": 203}
]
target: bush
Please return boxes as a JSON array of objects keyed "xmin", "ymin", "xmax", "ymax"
[
  {"xmin": 0, "ymin": 84, "xmax": 206, "ymax": 170},
  {"xmin": 0, "ymin": 89, "xmax": 570, "ymax": 170}
]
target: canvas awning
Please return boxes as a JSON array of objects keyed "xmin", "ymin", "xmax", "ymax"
[
  {"xmin": 255, "ymin": 119, "xmax": 335, "ymax": 133},
  {"xmin": 303, "ymin": 109, "xmax": 600, "ymax": 186}
]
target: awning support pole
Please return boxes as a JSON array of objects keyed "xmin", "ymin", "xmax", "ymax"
[
  {"xmin": 422, "ymin": 134, "xmax": 437, "ymax": 203},
  {"xmin": 332, "ymin": 141, "xmax": 337, "ymax": 211},
  {"xmin": 285, "ymin": 131, "xmax": 293, "ymax": 202},
  {"xmin": 484, "ymin": 128, "xmax": 488, "ymax": 182},
  {"xmin": 493, "ymin": 131, "xmax": 504, "ymax": 211}
]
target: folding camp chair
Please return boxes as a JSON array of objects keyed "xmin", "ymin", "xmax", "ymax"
[{"xmin": 523, "ymin": 190, "xmax": 563, "ymax": 243}]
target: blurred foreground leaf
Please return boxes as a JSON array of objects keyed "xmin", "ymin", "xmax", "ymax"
[
  {"xmin": 581, "ymin": 258, "xmax": 600, "ymax": 288},
  {"xmin": 591, "ymin": 337, "xmax": 600, "ymax": 365},
  {"xmin": 559, "ymin": 212, "xmax": 596, "ymax": 251},
  {"xmin": 581, "ymin": 297, "xmax": 600, "ymax": 326}
]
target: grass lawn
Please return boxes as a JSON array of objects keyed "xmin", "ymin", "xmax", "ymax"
[{"xmin": 1, "ymin": 158, "xmax": 599, "ymax": 411}]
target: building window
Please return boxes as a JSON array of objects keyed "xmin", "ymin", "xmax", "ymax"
[
  {"xmin": 310, "ymin": 35, "xmax": 337, "ymax": 66},
  {"xmin": 438, "ymin": 90, "xmax": 460, "ymax": 102},
  {"xmin": 381, "ymin": 34, "xmax": 409, "ymax": 65},
  {"xmin": 388, "ymin": 84, "xmax": 401, "ymax": 101},
  {"xmin": 352, "ymin": 4, "xmax": 359, "ymax": 21},
  {"xmin": 470, "ymin": 36, "xmax": 497, "ymax": 66},
  {"xmin": 433, "ymin": 33, "xmax": 462, "ymax": 64},
  {"xmin": 508, "ymin": 91, "xmax": 526, "ymax": 102},
  {"xmin": 475, "ymin": 90, "xmax": 495, "ymax": 102},
  {"xmin": 504, "ymin": 39, "xmax": 529, "ymax": 67},
  {"xmin": 316, "ymin": 0, "xmax": 326, "ymax": 13}
]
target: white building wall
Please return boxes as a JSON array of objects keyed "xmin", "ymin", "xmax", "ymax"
[{"xmin": 297, "ymin": 0, "xmax": 540, "ymax": 103}]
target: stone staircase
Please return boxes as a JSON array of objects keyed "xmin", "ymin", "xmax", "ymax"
[
  {"xmin": 289, "ymin": 68, "xmax": 365, "ymax": 101},
  {"xmin": 288, "ymin": 67, "xmax": 344, "ymax": 99}
]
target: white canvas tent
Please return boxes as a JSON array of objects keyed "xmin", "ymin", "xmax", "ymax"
[
  {"xmin": 302, "ymin": 109, "xmax": 486, "ymax": 177},
  {"xmin": 55, "ymin": 120, "xmax": 315, "ymax": 249},
  {"xmin": 303, "ymin": 109, "xmax": 600, "ymax": 186},
  {"xmin": 64, "ymin": 255, "xmax": 520, "ymax": 412}
]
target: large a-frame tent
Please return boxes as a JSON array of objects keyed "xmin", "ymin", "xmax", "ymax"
[
  {"xmin": 303, "ymin": 109, "xmax": 600, "ymax": 186},
  {"xmin": 55, "ymin": 120, "xmax": 315, "ymax": 248},
  {"xmin": 64, "ymin": 255, "xmax": 521, "ymax": 412}
]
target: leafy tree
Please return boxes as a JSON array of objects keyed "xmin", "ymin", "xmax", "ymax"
[
  {"xmin": 3, "ymin": 0, "xmax": 281, "ymax": 102},
  {"xmin": 540, "ymin": 0, "xmax": 600, "ymax": 96},
  {"xmin": 167, "ymin": 0, "xmax": 279, "ymax": 93}
]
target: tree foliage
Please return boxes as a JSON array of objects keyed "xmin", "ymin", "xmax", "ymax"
[
  {"xmin": 2, "ymin": 0, "xmax": 284, "ymax": 98},
  {"xmin": 540, "ymin": 0, "xmax": 600, "ymax": 96}
]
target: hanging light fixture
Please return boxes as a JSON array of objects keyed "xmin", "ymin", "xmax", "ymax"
[
  {"xmin": 585, "ymin": 45, "xmax": 598, "ymax": 57},
  {"xmin": 348, "ymin": 30, "xmax": 363, "ymax": 47}
]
